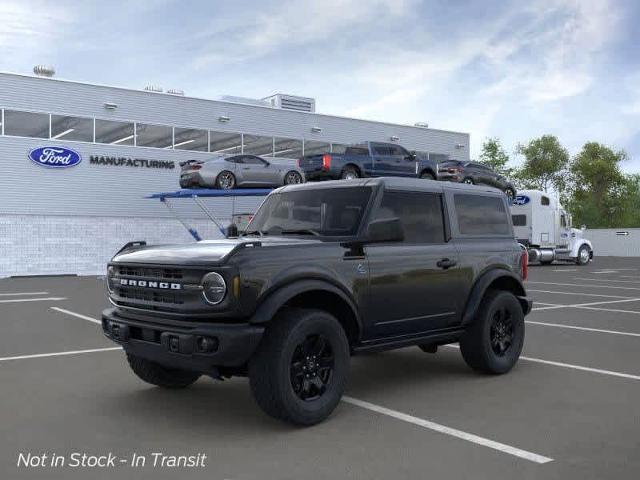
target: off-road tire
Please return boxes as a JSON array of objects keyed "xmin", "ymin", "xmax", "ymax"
[
  {"xmin": 249, "ymin": 308, "xmax": 350, "ymax": 426},
  {"xmin": 576, "ymin": 245, "xmax": 591, "ymax": 266},
  {"xmin": 460, "ymin": 290, "xmax": 524, "ymax": 374},
  {"xmin": 340, "ymin": 166, "xmax": 360, "ymax": 180},
  {"xmin": 126, "ymin": 353, "xmax": 201, "ymax": 388}
]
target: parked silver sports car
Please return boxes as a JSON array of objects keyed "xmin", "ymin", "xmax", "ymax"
[{"xmin": 179, "ymin": 154, "xmax": 305, "ymax": 189}]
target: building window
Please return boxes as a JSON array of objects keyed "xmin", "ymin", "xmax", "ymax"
[
  {"xmin": 243, "ymin": 134, "xmax": 274, "ymax": 156},
  {"xmin": 173, "ymin": 127, "xmax": 208, "ymax": 151},
  {"xmin": 51, "ymin": 115, "xmax": 94, "ymax": 142},
  {"xmin": 4, "ymin": 110, "xmax": 50, "ymax": 138},
  {"xmin": 273, "ymin": 137, "xmax": 303, "ymax": 159},
  {"xmin": 210, "ymin": 131, "xmax": 242, "ymax": 154},
  {"xmin": 303, "ymin": 140, "xmax": 330, "ymax": 156},
  {"xmin": 136, "ymin": 123, "xmax": 173, "ymax": 149},
  {"xmin": 331, "ymin": 143, "xmax": 348, "ymax": 154},
  {"xmin": 95, "ymin": 119, "xmax": 135, "ymax": 145}
]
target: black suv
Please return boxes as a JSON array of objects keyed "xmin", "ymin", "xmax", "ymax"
[
  {"xmin": 102, "ymin": 178, "xmax": 531, "ymax": 425},
  {"xmin": 438, "ymin": 160, "xmax": 516, "ymax": 200}
]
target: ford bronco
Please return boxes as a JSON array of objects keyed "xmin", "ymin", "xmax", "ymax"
[{"xmin": 102, "ymin": 178, "xmax": 531, "ymax": 425}]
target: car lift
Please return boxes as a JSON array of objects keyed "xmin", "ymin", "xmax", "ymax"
[{"xmin": 147, "ymin": 188, "xmax": 272, "ymax": 241}]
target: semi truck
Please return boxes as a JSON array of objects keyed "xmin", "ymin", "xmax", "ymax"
[{"xmin": 510, "ymin": 190, "xmax": 593, "ymax": 266}]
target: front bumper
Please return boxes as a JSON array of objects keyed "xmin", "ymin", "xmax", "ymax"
[{"xmin": 102, "ymin": 308, "xmax": 264, "ymax": 372}]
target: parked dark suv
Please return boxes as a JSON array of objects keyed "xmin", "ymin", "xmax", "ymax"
[
  {"xmin": 102, "ymin": 178, "xmax": 531, "ymax": 425},
  {"xmin": 438, "ymin": 160, "xmax": 516, "ymax": 200}
]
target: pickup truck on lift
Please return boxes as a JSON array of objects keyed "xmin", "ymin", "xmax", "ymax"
[{"xmin": 298, "ymin": 141, "xmax": 440, "ymax": 181}]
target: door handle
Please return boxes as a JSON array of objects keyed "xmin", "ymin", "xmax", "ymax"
[{"xmin": 437, "ymin": 258, "xmax": 457, "ymax": 269}]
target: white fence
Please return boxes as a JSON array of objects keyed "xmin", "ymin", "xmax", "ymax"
[{"xmin": 584, "ymin": 228, "xmax": 640, "ymax": 257}]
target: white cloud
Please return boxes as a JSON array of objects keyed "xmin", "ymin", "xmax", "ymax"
[{"xmin": 0, "ymin": 1, "xmax": 71, "ymax": 51}]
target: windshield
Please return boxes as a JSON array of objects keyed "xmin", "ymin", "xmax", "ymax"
[{"xmin": 246, "ymin": 187, "xmax": 373, "ymax": 237}]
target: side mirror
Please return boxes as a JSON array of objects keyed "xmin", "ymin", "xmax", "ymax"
[
  {"xmin": 226, "ymin": 224, "xmax": 239, "ymax": 238},
  {"xmin": 366, "ymin": 218, "xmax": 404, "ymax": 243}
]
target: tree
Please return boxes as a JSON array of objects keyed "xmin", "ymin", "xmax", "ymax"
[
  {"xmin": 478, "ymin": 137, "xmax": 511, "ymax": 175},
  {"xmin": 568, "ymin": 143, "xmax": 640, "ymax": 228},
  {"xmin": 514, "ymin": 135, "xmax": 569, "ymax": 193}
]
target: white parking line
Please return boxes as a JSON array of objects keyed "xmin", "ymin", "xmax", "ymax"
[
  {"xmin": 527, "ymin": 281, "xmax": 640, "ymax": 291},
  {"xmin": 552, "ymin": 269, "xmax": 576, "ymax": 272},
  {"xmin": 0, "ymin": 291, "xmax": 49, "ymax": 296},
  {"xmin": 577, "ymin": 306, "xmax": 640, "ymax": 315},
  {"xmin": 444, "ymin": 345, "xmax": 640, "ymax": 381},
  {"xmin": 51, "ymin": 307, "xmax": 101, "ymax": 325},
  {"xmin": 342, "ymin": 396, "xmax": 553, "ymax": 464},
  {"xmin": 0, "ymin": 347, "xmax": 122, "ymax": 362},
  {"xmin": 528, "ymin": 289, "xmax": 632, "ymax": 299},
  {"xmin": 573, "ymin": 277, "xmax": 640, "ymax": 284},
  {"xmin": 526, "ymin": 320, "xmax": 640, "ymax": 338},
  {"xmin": 531, "ymin": 297, "xmax": 640, "ymax": 311},
  {"xmin": 0, "ymin": 297, "xmax": 67, "ymax": 304}
]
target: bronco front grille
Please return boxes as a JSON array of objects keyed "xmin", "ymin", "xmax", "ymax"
[{"xmin": 109, "ymin": 264, "xmax": 210, "ymax": 315}]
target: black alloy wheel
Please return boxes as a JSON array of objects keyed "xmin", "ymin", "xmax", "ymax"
[
  {"xmin": 489, "ymin": 308, "xmax": 514, "ymax": 356},
  {"xmin": 290, "ymin": 334, "xmax": 334, "ymax": 401}
]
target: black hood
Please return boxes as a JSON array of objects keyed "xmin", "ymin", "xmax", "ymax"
[{"xmin": 111, "ymin": 237, "xmax": 322, "ymax": 266}]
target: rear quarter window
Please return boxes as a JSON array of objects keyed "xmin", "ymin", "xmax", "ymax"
[{"xmin": 454, "ymin": 194, "xmax": 512, "ymax": 236}]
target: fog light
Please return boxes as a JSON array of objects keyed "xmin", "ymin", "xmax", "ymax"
[
  {"xmin": 201, "ymin": 272, "xmax": 227, "ymax": 305},
  {"xmin": 196, "ymin": 336, "xmax": 219, "ymax": 353}
]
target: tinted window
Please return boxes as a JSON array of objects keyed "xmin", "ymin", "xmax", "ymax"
[
  {"xmin": 51, "ymin": 115, "xmax": 93, "ymax": 142},
  {"xmin": 372, "ymin": 144, "xmax": 391, "ymax": 155},
  {"xmin": 541, "ymin": 196, "xmax": 550, "ymax": 206},
  {"xmin": 225, "ymin": 156, "xmax": 242, "ymax": 163},
  {"xmin": 388, "ymin": 145, "xmax": 409, "ymax": 156},
  {"xmin": 374, "ymin": 191, "xmax": 445, "ymax": 244},
  {"xmin": 512, "ymin": 215, "xmax": 527, "ymax": 226},
  {"xmin": 4, "ymin": 110, "xmax": 49, "ymax": 138},
  {"xmin": 242, "ymin": 156, "xmax": 266, "ymax": 165},
  {"xmin": 345, "ymin": 146, "xmax": 369, "ymax": 156},
  {"xmin": 248, "ymin": 187, "xmax": 373, "ymax": 237},
  {"xmin": 331, "ymin": 143, "xmax": 348, "ymax": 154},
  {"xmin": 455, "ymin": 194, "xmax": 511, "ymax": 235}
]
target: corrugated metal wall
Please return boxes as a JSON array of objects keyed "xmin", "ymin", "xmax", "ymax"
[{"xmin": 584, "ymin": 228, "xmax": 640, "ymax": 257}]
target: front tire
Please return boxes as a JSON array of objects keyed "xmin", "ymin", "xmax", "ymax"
[
  {"xmin": 249, "ymin": 308, "xmax": 350, "ymax": 425},
  {"xmin": 576, "ymin": 244, "xmax": 591, "ymax": 265},
  {"xmin": 216, "ymin": 171, "xmax": 236, "ymax": 190},
  {"xmin": 460, "ymin": 290, "xmax": 524, "ymax": 374},
  {"xmin": 126, "ymin": 353, "xmax": 201, "ymax": 388}
]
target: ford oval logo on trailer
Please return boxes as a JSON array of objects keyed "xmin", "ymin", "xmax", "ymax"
[
  {"xmin": 513, "ymin": 195, "xmax": 530, "ymax": 206},
  {"xmin": 28, "ymin": 146, "xmax": 82, "ymax": 168}
]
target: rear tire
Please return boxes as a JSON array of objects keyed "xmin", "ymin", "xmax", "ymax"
[
  {"xmin": 284, "ymin": 170, "xmax": 303, "ymax": 185},
  {"xmin": 420, "ymin": 171, "xmax": 435, "ymax": 180},
  {"xmin": 216, "ymin": 171, "xmax": 236, "ymax": 190},
  {"xmin": 462, "ymin": 177, "xmax": 474, "ymax": 185},
  {"xmin": 126, "ymin": 353, "xmax": 201, "ymax": 388},
  {"xmin": 460, "ymin": 290, "xmax": 524, "ymax": 374},
  {"xmin": 249, "ymin": 308, "xmax": 350, "ymax": 425},
  {"xmin": 340, "ymin": 166, "xmax": 360, "ymax": 180}
]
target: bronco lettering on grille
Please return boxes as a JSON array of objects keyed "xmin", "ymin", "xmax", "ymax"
[{"xmin": 120, "ymin": 279, "xmax": 182, "ymax": 290}]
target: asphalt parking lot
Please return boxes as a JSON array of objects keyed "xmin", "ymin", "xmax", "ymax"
[{"xmin": 2, "ymin": 258, "xmax": 640, "ymax": 480}]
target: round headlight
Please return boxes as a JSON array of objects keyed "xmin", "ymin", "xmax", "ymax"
[{"xmin": 202, "ymin": 272, "xmax": 227, "ymax": 305}]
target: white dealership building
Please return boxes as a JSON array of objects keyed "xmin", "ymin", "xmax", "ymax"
[{"xmin": 0, "ymin": 70, "xmax": 470, "ymax": 277}]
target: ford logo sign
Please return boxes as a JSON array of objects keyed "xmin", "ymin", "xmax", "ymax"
[
  {"xmin": 513, "ymin": 195, "xmax": 530, "ymax": 206},
  {"xmin": 28, "ymin": 146, "xmax": 82, "ymax": 168}
]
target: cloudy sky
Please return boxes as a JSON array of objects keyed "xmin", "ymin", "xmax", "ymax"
[{"xmin": 1, "ymin": 0, "xmax": 639, "ymax": 171}]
